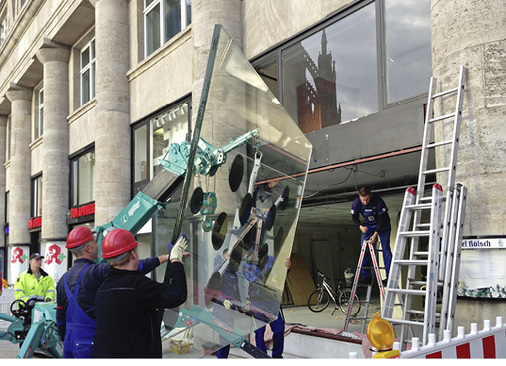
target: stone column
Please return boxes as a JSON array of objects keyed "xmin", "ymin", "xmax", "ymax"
[
  {"xmin": 35, "ymin": 41, "xmax": 70, "ymax": 241},
  {"xmin": 192, "ymin": 0, "xmax": 243, "ymax": 214},
  {"xmin": 431, "ymin": 0, "xmax": 506, "ymax": 237},
  {"xmin": 0, "ymin": 114, "xmax": 6, "ymax": 248},
  {"xmin": 89, "ymin": 0, "xmax": 131, "ymax": 226},
  {"xmin": 5, "ymin": 85, "xmax": 32, "ymax": 246},
  {"xmin": 431, "ymin": 0, "xmax": 506, "ymax": 331},
  {"xmin": 35, "ymin": 42, "xmax": 71, "ymax": 282}
]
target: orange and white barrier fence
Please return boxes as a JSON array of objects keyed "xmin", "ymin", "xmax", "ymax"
[{"xmin": 401, "ymin": 317, "xmax": 506, "ymax": 358}]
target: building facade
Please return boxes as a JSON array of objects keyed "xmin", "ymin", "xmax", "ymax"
[{"xmin": 0, "ymin": 0, "xmax": 505, "ymax": 331}]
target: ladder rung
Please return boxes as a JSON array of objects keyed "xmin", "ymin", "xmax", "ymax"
[
  {"xmin": 426, "ymin": 139, "xmax": 454, "ymax": 149},
  {"xmin": 419, "ymin": 196, "xmax": 448, "ymax": 203},
  {"xmin": 432, "ymin": 87, "xmax": 459, "ymax": 99},
  {"xmin": 413, "ymin": 251, "xmax": 429, "ymax": 256},
  {"xmin": 416, "ymin": 223, "xmax": 431, "ymax": 229},
  {"xmin": 423, "ymin": 166, "xmax": 451, "ymax": 175},
  {"xmin": 394, "ymin": 259, "xmax": 428, "ymax": 266},
  {"xmin": 387, "ymin": 288, "xmax": 426, "ymax": 296},
  {"xmin": 383, "ymin": 318, "xmax": 424, "ymax": 327},
  {"xmin": 406, "ymin": 309, "xmax": 425, "ymax": 315},
  {"xmin": 354, "ymin": 300, "xmax": 370, "ymax": 304},
  {"xmin": 399, "ymin": 230, "xmax": 430, "ymax": 237},
  {"xmin": 405, "ymin": 203, "xmax": 432, "ymax": 210},
  {"xmin": 429, "ymin": 112, "xmax": 457, "ymax": 123},
  {"xmin": 408, "ymin": 280, "xmax": 443, "ymax": 288}
]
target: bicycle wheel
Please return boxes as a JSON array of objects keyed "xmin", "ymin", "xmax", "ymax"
[
  {"xmin": 308, "ymin": 289, "xmax": 330, "ymax": 312},
  {"xmin": 339, "ymin": 288, "xmax": 361, "ymax": 316}
]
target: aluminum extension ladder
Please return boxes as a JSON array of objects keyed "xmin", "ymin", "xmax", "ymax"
[
  {"xmin": 418, "ymin": 66, "xmax": 466, "ymax": 283},
  {"xmin": 343, "ymin": 239, "xmax": 386, "ymax": 334},
  {"xmin": 381, "ymin": 184, "xmax": 443, "ymax": 348},
  {"xmin": 381, "ymin": 66, "xmax": 467, "ymax": 350}
]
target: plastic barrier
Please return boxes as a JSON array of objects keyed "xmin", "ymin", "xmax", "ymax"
[{"xmin": 401, "ymin": 317, "xmax": 506, "ymax": 358}]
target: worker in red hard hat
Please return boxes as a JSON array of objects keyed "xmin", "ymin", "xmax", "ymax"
[
  {"xmin": 92, "ymin": 228, "xmax": 189, "ymax": 358},
  {"xmin": 56, "ymin": 226, "xmax": 171, "ymax": 358}
]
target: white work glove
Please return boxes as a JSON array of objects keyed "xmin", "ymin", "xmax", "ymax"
[
  {"xmin": 223, "ymin": 300, "xmax": 232, "ymax": 310},
  {"xmin": 169, "ymin": 234, "xmax": 188, "ymax": 262}
]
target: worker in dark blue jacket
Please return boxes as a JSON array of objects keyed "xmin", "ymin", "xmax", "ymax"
[
  {"xmin": 92, "ymin": 229, "xmax": 188, "ymax": 358},
  {"xmin": 56, "ymin": 226, "xmax": 169, "ymax": 358},
  {"xmin": 350, "ymin": 186, "xmax": 392, "ymax": 284}
]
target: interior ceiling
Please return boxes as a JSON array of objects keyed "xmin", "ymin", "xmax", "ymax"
[{"xmin": 297, "ymin": 150, "xmax": 429, "ymax": 227}]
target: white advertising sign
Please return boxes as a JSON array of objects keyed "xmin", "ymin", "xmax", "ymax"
[
  {"xmin": 8, "ymin": 246, "xmax": 29, "ymax": 283},
  {"xmin": 42, "ymin": 241, "xmax": 68, "ymax": 283},
  {"xmin": 459, "ymin": 238, "xmax": 506, "ymax": 298},
  {"xmin": 462, "ymin": 238, "xmax": 506, "ymax": 249}
]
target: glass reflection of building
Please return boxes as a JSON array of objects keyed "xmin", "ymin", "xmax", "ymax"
[{"xmin": 295, "ymin": 30, "xmax": 342, "ymax": 133}]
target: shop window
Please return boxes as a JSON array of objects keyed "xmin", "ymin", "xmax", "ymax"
[
  {"xmin": 31, "ymin": 174, "xmax": 43, "ymax": 218},
  {"xmin": 144, "ymin": 0, "xmax": 192, "ymax": 57},
  {"xmin": 71, "ymin": 148, "xmax": 95, "ymax": 206},
  {"xmin": 80, "ymin": 39, "xmax": 96, "ymax": 105},
  {"xmin": 132, "ymin": 100, "xmax": 190, "ymax": 195},
  {"xmin": 253, "ymin": 0, "xmax": 431, "ymax": 134},
  {"xmin": 282, "ymin": 3, "xmax": 377, "ymax": 133}
]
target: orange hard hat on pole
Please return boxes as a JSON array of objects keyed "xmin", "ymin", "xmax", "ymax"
[
  {"xmin": 102, "ymin": 228, "xmax": 139, "ymax": 259},
  {"xmin": 67, "ymin": 226, "xmax": 94, "ymax": 249}
]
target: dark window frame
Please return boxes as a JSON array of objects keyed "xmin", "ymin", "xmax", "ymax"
[
  {"xmin": 69, "ymin": 143, "xmax": 95, "ymax": 208},
  {"xmin": 131, "ymin": 96, "xmax": 192, "ymax": 198}
]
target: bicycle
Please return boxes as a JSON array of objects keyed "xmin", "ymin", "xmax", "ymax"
[{"xmin": 307, "ymin": 270, "xmax": 361, "ymax": 316}]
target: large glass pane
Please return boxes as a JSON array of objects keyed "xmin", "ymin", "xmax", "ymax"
[
  {"xmin": 282, "ymin": 3, "xmax": 377, "ymax": 133},
  {"xmin": 146, "ymin": 3, "xmax": 161, "ymax": 56},
  {"xmin": 158, "ymin": 26, "xmax": 312, "ymax": 357},
  {"xmin": 164, "ymin": 0, "xmax": 182, "ymax": 42},
  {"xmin": 385, "ymin": 0, "xmax": 431, "ymax": 103}
]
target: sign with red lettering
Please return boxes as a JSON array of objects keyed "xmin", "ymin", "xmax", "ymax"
[
  {"xmin": 70, "ymin": 203, "xmax": 95, "ymax": 219},
  {"xmin": 28, "ymin": 217, "xmax": 42, "ymax": 229}
]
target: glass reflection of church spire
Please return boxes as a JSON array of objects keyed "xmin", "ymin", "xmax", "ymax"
[{"xmin": 297, "ymin": 29, "xmax": 341, "ymax": 133}]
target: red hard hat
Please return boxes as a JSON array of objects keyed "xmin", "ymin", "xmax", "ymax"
[
  {"xmin": 102, "ymin": 229, "xmax": 139, "ymax": 259},
  {"xmin": 67, "ymin": 226, "xmax": 94, "ymax": 249}
]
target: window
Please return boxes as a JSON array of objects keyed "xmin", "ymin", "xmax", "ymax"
[
  {"xmin": 282, "ymin": 4, "xmax": 377, "ymax": 132},
  {"xmin": 31, "ymin": 174, "xmax": 43, "ymax": 218},
  {"xmin": 144, "ymin": 0, "xmax": 192, "ymax": 57},
  {"xmin": 5, "ymin": 116, "xmax": 10, "ymax": 161},
  {"xmin": 253, "ymin": 0, "xmax": 431, "ymax": 134},
  {"xmin": 71, "ymin": 149, "xmax": 95, "ymax": 206},
  {"xmin": 80, "ymin": 39, "xmax": 96, "ymax": 105},
  {"xmin": 384, "ymin": 0, "xmax": 431, "ymax": 104},
  {"xmin": 35, "ymin": 88, "xmax": 43, "ymax": 139},
  {"xmin": 15, "ymin": 0, "xmax": 28, "ymax": 18},
  {"xmin": 0, "ymin": 9, "xmax": 7, "ymax": 48},
  {"xmin": 132, "ymin": 100, "xmax": 190, "ymax": 195},
  {"xmin": 5, "ymin": 191, "xmax": 9, "ymax": 225}
]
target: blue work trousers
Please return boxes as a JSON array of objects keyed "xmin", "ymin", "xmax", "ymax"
[
  {"xmin": 63, "ymin": 265, "xmax": 96, "ymax": 358},
  {"xmin": 254, "ymin": 311, "xmax": 285, "ymax": 358},
  {"xmin": 360, "ymin": 224, "xmax": 392, "ymax": 280}
]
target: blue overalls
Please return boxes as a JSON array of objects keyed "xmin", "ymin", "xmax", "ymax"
[
  {"xmin": 63, "ymin": 264, "xmax": 96, "ymax": 358},
  {"xmin": 352, "ymin": 196, "xmax": 392, "ymax": 281}
]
